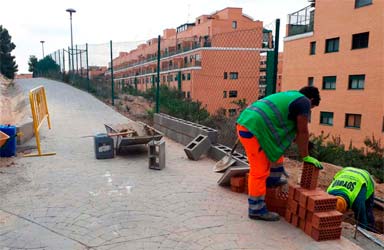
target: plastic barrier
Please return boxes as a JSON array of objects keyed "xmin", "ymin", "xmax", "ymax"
[{"xmin": 24, "ymin": 86, "xmax": 56, "ymax": 157}]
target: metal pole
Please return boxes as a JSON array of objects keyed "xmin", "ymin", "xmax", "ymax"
[
  {"xmin": 58, "ymin": 50, "xmax": 61, "ymax": 72},
  {"xmin": 62, "ymin": 49, "xmax": 66, "ymax": 81},
  {"xmin": 69, "ymin": 12, "xmax": 75, "ymax": 73},
  {"xmin": 156, "ymin": 35, "xmax": 161, "ymax": 113},
  {"xmin": 86, "ymin": 43, "xmax": 89, "ymax": 91},
  {"xmin": 271, "ymin": 19, "xmax": 280, "ymax": 94},
  {"xmin": 40, "ymin": 41, "xmax": 45, "ymax": 58},
  {"xmin": 68, "ymin": 46, "xmax": 71, "ymax": 82},
  {"xmin": 76, "ymin": 44, "xmax": 79, "ymax": 75},
  {"xmin": 110, "ymin": 40, "xmax": 114, "ymax": 106},
  {"xmin": 79, "ymin": 47, "xmax": 83, "ymax": 77}
]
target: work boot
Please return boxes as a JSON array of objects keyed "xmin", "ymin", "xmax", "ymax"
[{"xmin": 249, "ymin": 211, "xmax": 280, "ymax": 221}]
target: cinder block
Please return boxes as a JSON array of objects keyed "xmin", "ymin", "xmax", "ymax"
[
  {"xmin": 311, "ymin": 226, "xmax": 342, "ymax": 241},
  {"xmin": 312, "ymin": 211, "xmax": 343, "ymax": 229},
  {"xmin": 148, "ymin": 140, "xmax": 165, "ymax": 170},
  {"xmin": 300, "ymin": 163, "xmax": 320, "ymax": 190},
  {"xmin": 16, "ymin": 118, "xmax": 34, "ymax": 145},
  {"xmin": 184, "ymin": 134, "xmax": 211, "ymax": 160},
  {"xmin": 299, "ymin": 188, "xmax": 324, "ymax": 208},
  {"xmin": 307, "ymin": 194, "xmax": 338, "ymax": 212}
]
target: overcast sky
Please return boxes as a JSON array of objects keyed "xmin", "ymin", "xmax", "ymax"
[{"xmin": 2, "ymin": 0, "xmax": 310, "ymax": 73}]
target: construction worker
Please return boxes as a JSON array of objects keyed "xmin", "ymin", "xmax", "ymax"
[
  {"xmin": 236, "ymin": 86, "xmax": 323, "ymax": 221},
  {"xmin": 327, "ymin": 167, "xmax": 376, "ymax": 231}
]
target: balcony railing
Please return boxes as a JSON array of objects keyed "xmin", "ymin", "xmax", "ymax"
[{"xmin": 287, "ymin": 4, "xmax": 315, "ymax": 36}]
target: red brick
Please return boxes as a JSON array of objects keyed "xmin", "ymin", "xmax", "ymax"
[
  {"xmin": 306, "ymin": 211, "xmax": 314, "ymax": 222},
  {"xmin": 285, "ymin": 209, "xmax": 292, "ymax": 223},
  {"xmin": 298, "ymin": 206, "xmax": 307, "ymax": 219},
  {"xmin": 300, "ymin": 163, "xmax": 320, "ymax": 190},
  {"xmin": 288, "ymin": 200, "xmax": 299, "ymax": 214},
  {"xmin": 304, "ymin": 221, "xmax": 313, "ymax": 236},
  {"xmin": 298, "ymin": 188, "xmax": 324, "ymax": 207},
  {"xmin": 312, "ymin": 211, "xmax": 343, "ymax": 229},
  {"xmin": 230, "ymin": 186, "xmax": 244, "ymax": 193},
  {"xmin": 307, "ymin": 194, "xmax": 337, "ymax": 212},
  {"xmin": 230, "ymin": 176, "xmax": 245, "ymax": 188},
  {"xmin": 311, "ymin": 227, "xmax": 342, "ymax": 241},
  {"xmin": 288, "ymin": 184, "xmax": 298, "ymax": 200},
  {"xmin": 291, "ymin": 214, "xmax": 299, "ymax": 227},
  {"xmin": 299, "ymin": 218, "xmax": 306, "ymax": 231}
]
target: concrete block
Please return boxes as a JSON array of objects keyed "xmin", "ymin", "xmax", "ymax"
[
  {"xmin": 16, "ymin": 117, "xmax": 34, "ymax": 145},
  {"xmin": 184, "ymin": 134, "xmax": 211, "ymax": 160},
  {"xmin": 148, "ymin": 140, "xmax": 165, "ymax": 170}
]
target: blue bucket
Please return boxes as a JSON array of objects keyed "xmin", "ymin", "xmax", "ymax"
[{"xmin": 0, "ymin": 125, "xmax": 17, "ymax": 157}]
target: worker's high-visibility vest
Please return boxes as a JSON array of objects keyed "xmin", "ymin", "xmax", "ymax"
[
  {"xmin": 237, "ymin": 91, "xmax": 305, "ymax": 162},
  {"xmin": 327, "ymin": 167, "xmax": 375, "ymax": 207}
]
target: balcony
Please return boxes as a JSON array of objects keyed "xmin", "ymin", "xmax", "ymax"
[{"xmin": 287, "ymin": 4, "xmax": 315, "ymax": 37}]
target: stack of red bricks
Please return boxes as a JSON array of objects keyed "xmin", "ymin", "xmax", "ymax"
[
  {"xmin": 265, "ymin": 186, "xmax": 288, "ymax": 216},
  {"xmin": 285, "ymin": 163, "xmax": 343, "ymax": 241},
  {"xmin": 230, "ymin": 173, "xmax": 249, "ymax": 194}
]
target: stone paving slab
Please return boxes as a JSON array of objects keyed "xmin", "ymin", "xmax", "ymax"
[{"xmin": 0, "ymin": 78, "xmax": 362, "ymax": 250}]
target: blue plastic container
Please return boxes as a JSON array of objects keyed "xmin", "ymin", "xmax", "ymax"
[
  {"xmin": 94, "ymin": 133, "xmax": 114, "ymax": 159},
  {"xmin": 0, "ymin": 125, "xmax": 17, "ymax": 157}
]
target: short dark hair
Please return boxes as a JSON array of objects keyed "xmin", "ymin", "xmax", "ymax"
[{"xmin": 299, "ymin": 86, "xmax": 321, "ymax": 106}]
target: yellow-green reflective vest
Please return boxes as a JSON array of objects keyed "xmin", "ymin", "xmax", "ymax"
[
  {"xmin": 237, "ymin": 91, "xmax": 304, "ymax": 162},
  {"xmin": 327, "ymin": 167, "xmax": 374, "ymax": 206}
]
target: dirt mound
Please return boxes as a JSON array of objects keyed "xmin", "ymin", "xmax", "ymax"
[
  {"xmin": 114, "ymin": 94, "xmax": 154, "ymax": 124},
  {"xmin": 0, "ymin": 74, "xmax": 28, "ymax": 125}
]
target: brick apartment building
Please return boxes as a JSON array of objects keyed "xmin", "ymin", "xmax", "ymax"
[
  {"xmin": 282, "ymin": 0, "xmax": 383, "ymax": 148},
  {"xmin": 111, "ymin": 7, "xmax": 277, "ymax": 115}
]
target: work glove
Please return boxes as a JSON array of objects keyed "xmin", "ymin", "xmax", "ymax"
[{"xmin": 302, "ymin": 155, "xmax": 323, "ymax": 169}]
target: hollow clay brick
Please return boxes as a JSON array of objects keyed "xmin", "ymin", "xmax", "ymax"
[
  {"xmin": 307, "ymin": 194, "xmax": 338, "ymax": 212},
  {"xmin": 304, "ymin": 221, "xmax": 313, "ymax": 236},
  {"xmin": 306, "ymin": 211, "xmax": 314, "ymax": 222},
  {"xmin": 244, "ymin": 173, "xmax": 249, "ymax": 194},
  {"xmin": 299, "ymin": 218, "xmax": 306, "ymax": 231},
  {"xmin": 230, "ymin": 186, "xmax": 244, "ymax": 193},
  {"xmin": 288, "ymin": 184, "xmax": 298, "ymax": 200},
  {"xmin": 311, "ymin": 226, "xmax": 342, "ymax": 241},
  {"xmin": 230, "ymin": 176, "xmax": 245, "ymax": 188},
  {"xmin": 312, "ymin": 211, "xmax": 343, "ymax": 229},
  {"xmin": 294, "ymin": 187, "xmax": 305, "ymax": 202},
  {"xmin": 299, "ymin": 206, "xmax": 307, "ymax": 219},
  {"xmin": 288, "ymin": 200, "xmax": 299, "ymax": 215},
  {"xmin": 299, "ymin": 188, "xmax": 324, "ymax": 207},
  {"xmin": 291, "ymin": 214, "xmax": 299, "ymax": 227},
  {"xmin": 300, "ymin": 163, "xmax": 320, "ymax": 190},
  {"xmin": 285, "ymin": 209, "xmax": 292, "ymax": 223}
]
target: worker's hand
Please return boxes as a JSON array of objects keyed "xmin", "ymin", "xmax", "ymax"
[{"xmin": 302, "ymin": 155, "xmax": 323, "ymax": 169}]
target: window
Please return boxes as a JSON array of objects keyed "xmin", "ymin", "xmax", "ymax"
[
  {"xmin": 308, "ymin": 77, "xmax": 314, "ymax": 86},
  {"xmin": 187, "ymin": 73, "xmax": 191, "ymax": 80},
  {"xmin": 187, "ymin": 91, "xmax": 191, "ymax": 99},
  {"xmin": 232, "ymin": 21, "xmax": 237, "ymax": 29},
  {"xmin": 345, "ymin": 114, "xmax": 361, "ymax": 128},
  {"xmin": 229, "ymin": 109, "xmax": 237, "ymax": 116},
  {"xmin": 229, "ymin": 90, "xmax": 238, "ymax": 98},
  {"xmin": 320, "ymin": 112, "xmax": 334, "ymax": 125},
  {"xmin": 352, "ymin": 32, "xmax": 369, "ymax": 49},
  {"xmin": 182, "ymin": 74, "xmax": 186, "ymax": 80},
  {"xmin": 355, "ymin": 0, "xmax": 372, "ymax": 8},
  {"xmin": 310, "ymin": 41, "xmax": 316, "ymax": 55},
  {"xmin": 349, "ymin": 75, "xmax": 365, "ymax": 89},
  {"xmin": 325, "ymin": 38, "xmax": 339, "ymax": 53},
  {"xmin": 229, "ymin": 72, "xmax": 238, "ymax": 80},
  {"xmin": 223, "ymin": 91, "xmax": 227, "ymax": 98},
  {"xmin": 224, "ymin": 72, "xmax": 228, "ymax": 79},
  {"xmin": 322, "ymin": 76, "xmax": 336, "ymax": 89}
]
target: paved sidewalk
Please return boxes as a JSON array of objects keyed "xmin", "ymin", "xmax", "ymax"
[{"xmin": 0, "ymin": 78, "xmax": 362, "ymax": 250}]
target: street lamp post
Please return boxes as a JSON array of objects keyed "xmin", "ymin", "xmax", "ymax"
[
  {"xmin": 66, "ymin": 8, "xmax": 76, "ymax": 74},
  {"xmin": 40, "ymin": 40, "xmax": 45, "ymax": 58}
]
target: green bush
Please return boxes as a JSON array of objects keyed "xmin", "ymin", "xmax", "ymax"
[{"xmin": 309, "ymin": 133, "xmax": 383, "ymax": 182}]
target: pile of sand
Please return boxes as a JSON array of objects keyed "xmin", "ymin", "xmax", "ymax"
[{"xmin": 0, "ymin": 74, "xmax": 28, "ymax": 125}]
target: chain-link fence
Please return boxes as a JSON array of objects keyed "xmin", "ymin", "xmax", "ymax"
[{"xmin": 47, "ymin": 20, "xmax": 280, "ymax": 150}]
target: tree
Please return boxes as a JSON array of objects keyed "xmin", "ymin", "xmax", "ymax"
[
  {"xmin": 34, "ymin": 56, "xmax": 60, "ymax": 77},
  {"xmin": 28, "ymin": 55, "xmax": 38, "ymax": 77},
  {"xmin": 0, "ymin": 25, "xmax": 18, "ymax": 79}
]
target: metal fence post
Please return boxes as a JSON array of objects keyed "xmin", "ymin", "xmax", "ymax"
[
  {"xmin": 110, "ymin": 40, "xmax": 115, "ymax": 106},
  {"xmin": 76, "ymin": 44, "xmax": 79, "ymax": 75},
  {"xmin": 62, "ymin": 49, "xmax": 65, "ymax": 81},
  {"xmin": 156, "ymin": 35, "xmax": 161, "ymax": 113},
  {"xmin": 265, "ymin": 19, "xmax": 280, "ymax": 96},
  {"xmin": 86, "ymin": 43, "xmax": 89, "ymax": 91}
]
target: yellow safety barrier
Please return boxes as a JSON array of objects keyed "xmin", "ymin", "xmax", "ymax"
[{"xmin": 24, "ymin": 86, "xmax": 56, "ymax": 157}]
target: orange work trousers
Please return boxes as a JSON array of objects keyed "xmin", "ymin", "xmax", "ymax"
[{"xmin": 236, "ymin": 124, "xmax": 283, "ymax": 197}]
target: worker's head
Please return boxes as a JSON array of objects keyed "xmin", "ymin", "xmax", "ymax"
[
  {"xmin": 299, "ymin": 86, "xmax": 321, "ymax": 107},
  {"xmin": 335, "ymin": 196, "xmax": 347, "ymax": 213}
]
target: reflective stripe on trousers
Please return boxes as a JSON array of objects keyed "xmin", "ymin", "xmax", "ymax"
[{"xmin": 236, "ymin": 124, "xmax": 284, "ymax": 197}]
